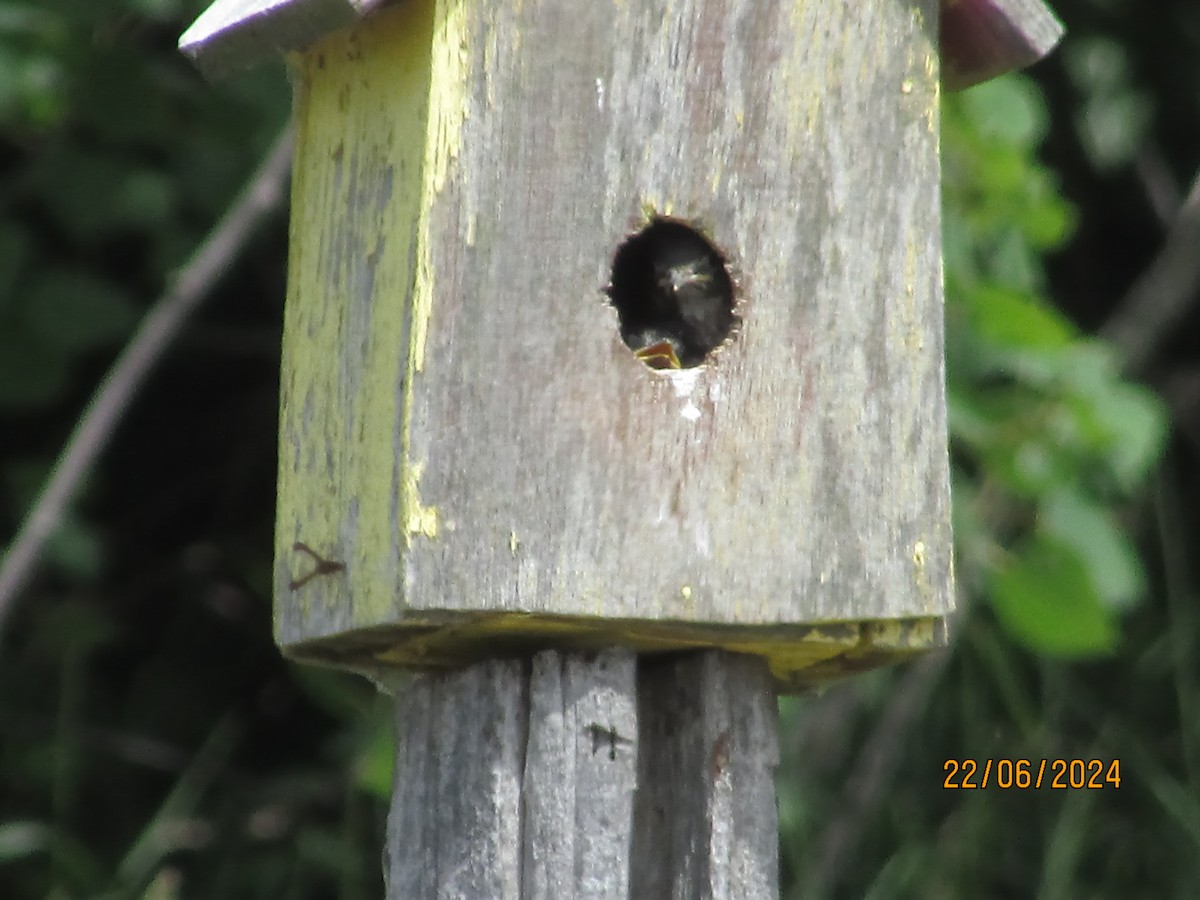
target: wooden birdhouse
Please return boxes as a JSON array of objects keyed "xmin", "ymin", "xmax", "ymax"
[{"xmin": 181, "ymin": 0, "xmax": 1063, "ymax": 691}]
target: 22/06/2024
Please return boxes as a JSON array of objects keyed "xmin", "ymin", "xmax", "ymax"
[{"xmin": 943, "ymin": 758, "xmax": 1121, "ymax": 789}]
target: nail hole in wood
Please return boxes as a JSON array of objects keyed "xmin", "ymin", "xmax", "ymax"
[{"xmin": 607, "ymin": 218, "xmax": 737, "ymax": 369}]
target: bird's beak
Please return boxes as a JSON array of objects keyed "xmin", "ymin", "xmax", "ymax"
[{"xmin": 633, "ymin": 339, "xmax": 683, "ymax": 369}]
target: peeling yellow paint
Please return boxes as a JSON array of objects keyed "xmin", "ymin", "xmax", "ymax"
[
  {"xmin": 427, "ymin": 0, "xmax": 468, "ymax": 193},
  {"xmin": 925, "ymin": 51, "xmax": 941, "ymax": 134},
  {"xmin": 294, "ymin": 612, "xmax": 948, "ymax": 692},
  {"xmin": 404, "ymin": 461, "xmax": 440, "ymax": 543},
  {"xmin": 279, "ymin": 0, "xmax": 437, "ymax": 632},
  {"xmin": 412, "ymin": 0, "xmax": 469, "ymax": 373}
]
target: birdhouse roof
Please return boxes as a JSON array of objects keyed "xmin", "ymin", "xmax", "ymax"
[{"xmin": 181, "ymin": 0, "xmax": 1062, "ymax": 90}]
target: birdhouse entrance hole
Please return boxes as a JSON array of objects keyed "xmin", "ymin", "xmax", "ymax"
[{"xmin": 608, "ymin": 219, "xmax": 737, "ymax": 369}]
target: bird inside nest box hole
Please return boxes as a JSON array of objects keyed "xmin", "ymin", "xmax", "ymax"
[{"xmin": 608, "ymin": 217, "xmax": 738, "ymax": 370}]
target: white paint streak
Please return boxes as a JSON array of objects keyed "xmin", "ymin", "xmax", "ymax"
[
  {"xmin": 664, "ymin": 367, "xmax": 704, "ymax": 421},
  {"xmin": 665, "ymin": 367, "xmax": 702, "ymax": 398}
]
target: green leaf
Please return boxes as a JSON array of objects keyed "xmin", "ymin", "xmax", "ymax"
[
  {"xmin": 1093, "ymin": 381, "xmax": 1168, "ymax": 489},
  {"xmin": 965, "ymin": 285, "xmax": 1076, "ymax": 351},
  {"xmin": 959, "ymin": 75, "xmax": 1049, "ymax": 150},
  {"xmin": 987, "ymin": 536, "xmax": 1120, "ymax": 657},
  {"xmin": 985, "ymin": 229, "xmax": 1042, "ymax": 293},
  {"xmin": 45, "ymin": 509, "xmax": 105, "ymax": 580},
  {"xmin": 1038, "ymin": 488, "xmax": 1146, "ymax": 610},
  {"xmin": 353, "ymin": 702, "xmax": 396, "ymax": 800},
  {"xmin": 118, "ymin": 167, "xmax": 175, "ymax": 229},
  {"xmin": 1055, "ymin": 344, "xmax": 1169, "ymax": 489}
]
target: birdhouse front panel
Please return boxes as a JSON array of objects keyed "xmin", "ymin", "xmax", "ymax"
[{"xmin": 275, "ymin": 0, "xmax": 953, "ymax": 684}]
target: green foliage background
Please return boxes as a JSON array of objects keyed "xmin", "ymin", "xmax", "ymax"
[{"xmin": 1, "ymin": 1, "xmax": 1198, "ymax": 898}]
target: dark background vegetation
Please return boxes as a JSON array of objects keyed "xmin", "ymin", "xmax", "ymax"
[{"xmin": 1, "ymin": 0, "xmax": 1197, "ymax": 897}]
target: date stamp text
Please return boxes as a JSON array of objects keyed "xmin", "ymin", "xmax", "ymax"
[{"xmin": 943, "ymin": 758, "xmax": 1121, "ymax": 790}]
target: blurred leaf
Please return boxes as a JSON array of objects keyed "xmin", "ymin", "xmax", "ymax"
[
  {"xmin": 959, "ymin": 76, "xmax": 1049, "ymax": 149},
  {"xmin": 1063, "ymin": 35, "xmax": 1154, "ymax": 171},
  {"xmin": 965, "ymin": 284, "xmax": 1076, "ymax": 351},
  {"xmin": 0, "ymin": 820, "xmax": 50, "ymax": 862},
  {"xmin": 352, "ymin": 701, "xmax": 394, "ymax": 800},
  {"xmin": 118, "ymin": 168, "xmax": 175, "ymax": 229},
  {"xmin": 0, "ymin": 47, "xmax": 19, "ymax": 119},
  {"xmin": 985, "ymin": 228, "xmax": 1042, "ymax": 292},
  {"xmin": 1095, "ymin": 382, "xmax": 1168, "ymax": 490},
  {"xmin": 129, "ymin": 0, "xmax": 185, "ymax": 16},
  {"xmin": 1039, "ymin": 488, "xmax": 1146, "ymax": 610},
  {"xmin": 74, "ymin": 50, "xmax": 176, "ymax": 145},
  {"xmin": 943, "ymin": 76, "xmax": 1076, "ymax": 255},
  {"xmin": 987, "ymin": 536, "xmax": 1120, "ymax": 657},
  {"xmin": 28, "ymin": 597, "xmax": 119, "ymax": 658},
  {"xmin": 1056, "ymin": 346, "xmax": 1169, "ymax": 490},
  {"xmin": 289, "ymin": 666, "xmax": 375, "ymax": 724},
  {"xmin": 1064, "ymin": 36, "xmax": 1132, "ymax": 94},
  {"xmin": 0, "ymin": 333, "xmax": 69, "ymax": 408},
  {"xmin": 0, "ymin": 221, "xmax": 32, "ymax": 306},
  {"xmin": 24, "ymin": 268, "xmax": 137, "ymax": 352},
  {"xmin": 140, "ymin": 868, "xmax": 183, "ymax": 900},
  {"xmin": 44, "ymin": 510, "xmax": 105, "ymax": 580},
  {"xmin": 1077, "ymin": 92, "xmax": 1154, "ymax": 171},
  {"xmin": 33, "ymin": 147, "xmax": 175, "ymax": 241}
]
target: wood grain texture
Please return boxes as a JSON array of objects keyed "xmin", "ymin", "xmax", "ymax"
[
  {"xmin": 385, "ymin": 650, "xmax": 638, "ymax": 900},
  {"xmin": 180, "ymin": 0, "xmax": 1062, "ymax": 85},
  {"xmin": 385, "ymin": 658, "xmax": 526, "ymax": 899},
  {"xmin": 523, "ymin": 651, "xmax": 639, "ymax": 900},
  {"xmin": 383, "ymin": 649, "xmax": 777, "ymax": 899},
  {"xmin": 276, "ymin": 0, "xmax": 955, "ymax": 683},
  {"xmin": 632, "ymin": 652, "xmax": 780, "ymax": 900}
]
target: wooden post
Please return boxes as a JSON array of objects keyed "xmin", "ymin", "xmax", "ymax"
[
  {"xmin": 379, "ymin": 649, "xmax": 778, "ymax": 899},
  {"xmin": 180, "ymin": 1, "xmax": 1062, "ymax": 897}
]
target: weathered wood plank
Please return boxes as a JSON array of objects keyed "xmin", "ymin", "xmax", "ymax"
[
  {"xmin": 274, "ymin": 0, "xmax": 954, "ymax": 685},
  {"xmin": 632, "ymin": 652, "xmax": 780, "ymax": 900},
  {"xmin": 386, "ymin": 659, "xmax": 526, "ymax": 899},
  {"xmin": 181, "ymin": 0, "xmax": 1062, "ymax": 88},
  {"xmin": 385, "ymin": 651, "xmax": 638, "ymax": 899},
  {"xmin": 523, "ymin": 651, "xmax": 638, "ymax": 900},
  {"xmin": 384, "ymin": 649, "xmax": 775, "ymax": 899}
]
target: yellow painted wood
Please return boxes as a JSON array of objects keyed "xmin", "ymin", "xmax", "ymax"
[{"xmin": 277, "ymin": 0, "xmax": 439, "ymax": 635}]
